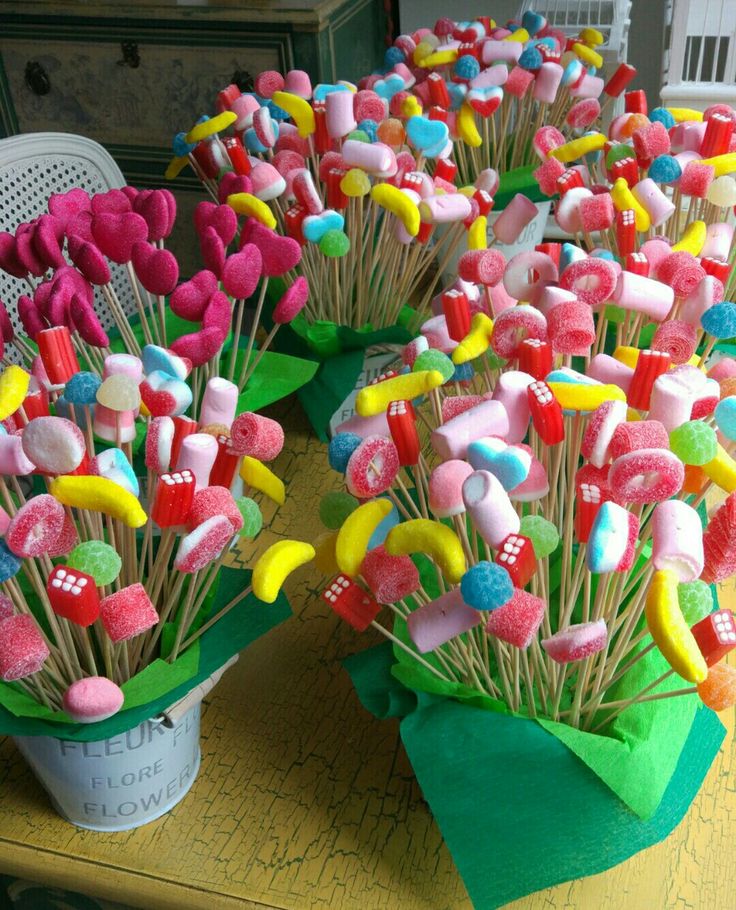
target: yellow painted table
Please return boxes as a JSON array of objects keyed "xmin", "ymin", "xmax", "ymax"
[{"xmin": 0, "ymin": 400, "xmax": 733, "ymax": 910}]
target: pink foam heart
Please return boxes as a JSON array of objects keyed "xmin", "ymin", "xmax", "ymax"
[
  {"xmin": 120, "ymin": 186, "xmax": 140, "ymax": 204},
  {"xmin": 170, "ymin": 271, "xmax": 217, "ymax": 321},
  {"xmin": 218, "ymin": 172, "xmax": 252, "ymax": 205},
  {"xmin": 91, "ymin": 188, "xmax": 132, "ymax": 215},
  {"xmin": 194, "ymin": 201, "xmax": 238, "ymax": 246},
  {"xmin": 160, "ymin": 189, "xmax": 177, "ymax": 236},
  {"xmin": 91, "ymin": 212, "xmax": 148, "ymax": 264},
  {"xmin": 239, "ymin": 219, "xmax": 301, "ymax": 277},
  {"xmin": 18, "ymin": 295, "xmax": 47, "ymax": 340},
  {"xmin": 200, "ymin": 225, "xmax": 226, "ymax": 277},
  {"xmin": 221, "ymin": 244, "xmax": 262, "ymax": 299},
  {"xmin": 0, "ymin": 232, "xmax": 27, "ymax": 279},
  {"xmin": 66, "ymin": 210, "xmax": 94, "ymax": 242},
  {"xmin": 201, "ymin": 291, "xmax": 231, "ymax": 335},
  {"xmin": 170, "ymin": 326, "xmax": 226, "ymax": 368},
  {"xmin": 273, "ymin": 276, "xmax": 309, "ymax": 323},
  {"xmin": 131, "ymin": 242, "xmax": 179, "ymax": 295},
  {"xmin": 14, "ymin": 226, "xmax": 46, "ymax": 277},
  {"xmin": 52, "ymin": 265, "xmax": 94, "ymax": 305},
  {"xmin": 47, "ymin": 288, "xmax": 73, "ymax": 327},
  {"xmin": 48, "ymin": 188, "xmax": 90, "ymax": 229},
  {"xmin": 0, "ymin": 301, "xmax": 14, "ymax": 343},
  {"xmin": 70, "ymin": 294, "xmax": 110, "ymax": 348},
  {"xmin": 133, "ymin": 190, "xmax": 173, "ymax": 242},
  {"xmin": 67, "ymin": 235, "xmax": 111, "ymax": 285},
  {"xmin": 32, "ymin": 215, "xmax": 66, "ymax": 269},
  {"xmin": 33, "ymin": 280, "xmax": 53, "ymax": 320}
]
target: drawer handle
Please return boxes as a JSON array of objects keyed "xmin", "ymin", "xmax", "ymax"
[
  {"xmin": 25, "ymin": 61, "xmax": 50, "ymax": 96},
  {"xmin": 118, "ymin": 41, "xmax": 141, "ymax": 68}
]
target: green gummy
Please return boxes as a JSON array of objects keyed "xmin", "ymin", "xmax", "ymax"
[
  {"xmin": 67, "ymin": 541, "xmax": 121, "ymax": 587},
  {"xmin": 319, "ymin": 229, "xmax": 351, "ymax": 257},
  {"xmin": 606, "ymin": 143, "xmax": 635, "ymax": 167},
  {"xmin": 319, "ymin": 491, "xmax": 359, "ymax": 530},
  {"xmin": 678, "ymin": 580, "xmax": 714, "ymax": 626},
  {"xmin": 413, "ymin": 349, "xmax": 455, "ymax": 382},
  {"xmin": 669, "ymin": 421, "xmax": 717, "ymax": 466},
  {"xmin": 519, "ymin": 515, "xmax": 560, "ymax": 558},
  {"xmin": 485, "ymin": 349, "xmax": 507, "ymax": 370},
  {"xmin": 236, "ymin": 497, "xmax": 263, "ymax": 538},
  {"xmin": 346, "ymin": 130, "xmax": 370, "ymax": 143}
]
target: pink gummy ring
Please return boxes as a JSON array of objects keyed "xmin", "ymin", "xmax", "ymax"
[
  {"xmin": 345, "ymin": 436, "xmax": 400, "ymax": 498},
  {"xmin": 230, "ymin": 411, "xmax": 284, "ymax": 461},
  {"xmin": 491, "ymin": 305, "xmax": 548, "ymax": 359},
  {"xmin": 458, "ymin": 249, "xmax": 506, "ymax": 286},
  {"xmin": 354, "ymin": 90, "xmax": 386, "ymax": 123},
  {"xmin": 651, "ymin": 319, "xmax": 698, "ymax": 364},
  {"xmin": 533, "ymin": 125, "xmax": 565, "ymax": 158},
  {"xmin": 559, "ymin": 258, "xmax": 617, "ymax": 307},
  {"xmin": 608, "ymin": 448, "xmax": 684, "ymax": 504},
  {"xmin": 5, "ymin": 494, "xmax": 65, "ymax": 558},
  {"xmin": 565, "ymin": 99, "xmax": 600, "ymax": 130},
  {"xmin": 502, "ymin": 251, "xmax": 558, "ymax": 306},
  {"xmin": 547, "ymin": 300, "xmax": 595, "ymax": 354}
]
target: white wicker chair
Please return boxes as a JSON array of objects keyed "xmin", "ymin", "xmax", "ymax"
[{"xmin": 0, "ymin": 131, "xmax": 136, "ymax": 341}]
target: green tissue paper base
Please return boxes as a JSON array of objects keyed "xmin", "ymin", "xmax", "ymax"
[
  {"xmin": 0, "ymin": 568, "xmax": 290, "ymax": 742},
  {"xmin": 346, "ymin": 643, "xmax": 725, "ymax": 910}
]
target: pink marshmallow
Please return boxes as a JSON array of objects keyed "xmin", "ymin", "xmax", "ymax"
[
  {"xmin": 407, "ymin": 588, "xmax": 481, "ymax": 653},
  {"xmin": 492, "ymin": 194, "xmax": 538, "ymax": 244},
  {"xmin": 63, "ymin": 676, "xmax": 125, "ymax": 723},
  {"xmin": 431, "ymin": 399, "xmax": 510, "ymax": 460},
  {"xmin": 177, "ymin": 433, "xmax": 218, "ymax": 490},
  {"xmin": 429, "ymin": 460, "xmax": 474, "ymax": 518},
  {"xmin": 491, "ymin": 371, "xmax": 533, "ymax": 443},
  {"xmin": 200, "ymin": 377, "xmax": 238, "ymax": 429},
  {"xmin": 462, "ymin": 469, "xmax": 520, "ymax": 548}
]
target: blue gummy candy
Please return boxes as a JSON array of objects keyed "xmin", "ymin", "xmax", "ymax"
[
  {"xmin": 522, "ymin": 10, "xmax": 546, "ymax": 35},
  {"xmin": 560, "ymin": 242, "xmax": 588, "ymax": 271},
  {"xmin": 95, "ymin": 447, "xmax": 140, "ymax": 496},
  {"xmin": 406, "ymin": 115, "xmax": 449, "ymax": 152},
  {"xmin": 562, "ymin": 60, "xmax": 584, "ymax": 87},
  {"xmin": 702, "ymin": 301, "xmax": 736, "ymax": 339},
  {"xmin": 519, "ymin": 47, "xmax": 543, "ymax": 71},
  {"xmin": 648, "ymin": 154, "xmax": 682, "ymax": 185},
  {"xmin": 173, "ymin": 131, "xmax": 196, "ymax": 157},
  {"xmin": 328, "ymin": 433, "xmax": 362, "ymax": 473},
  {"xmin": 244, "ymin": 128, "xmax": 268, "ymax": 153},
  {"xmin": 716, "ymin": 396, "xmax": 736, "ymax": 441},
  {"xmin": 461, "ymin": 561, "xmax": 514, "ymax": 612},
  {"xmin": 266, "ymin": 99, "xmax": 289, "ymax": 121},
  {"xmin": 358, "ymin": 119, "xmax": 378, "ymax": 143},
  {"xmin": 65, "ymin": 371, "xmax": 102, "ymax": 405},
  {"xmin": 649, "ymin": 107, "xmax": 676, "ymax": 130},
  {"xmin": 591, "ymin": 248, "xmax": 615, "ymax": 261},
  {"xmin": 447, "ymin": 83, "xmax": 468, "ymax": 110},
  {"xmin": 454, "ymin": 55, "xmax": 480, "ymax": 81},
  {"xmin": 0, "ymin": 541, "xmax": 21, "ymax": 583},
  {"xmin": 384, "ymin": 46, "xmax": 405, "ymax": 68},
  {"xmin": 452, "ymin": 362, "xmax": 475, "ymax": 382}
]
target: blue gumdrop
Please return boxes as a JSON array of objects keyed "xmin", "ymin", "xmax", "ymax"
[
  {"xmin": 452, "ymin": 362, "xmax": 475, "ymax": 382},
  {"xmin": 715, "ymin": 396, "xmax": 736, "ymax": 440},
  {"xmin": 649, "ymin": 107, "xmax": 676, "ymax": 130},
  {"xmin": 358, "ymin": 119, "xmax": 378, "ymax": 143},
  {"xmin": 522, "ymin": 10, "xmax": 547, "ymax": 35},
  {"xmin": 373, "ymin": 73, "xmax": 405, "ymax": 101},
  {"xmin": 328, "ymin": 433, "xmax": 362, "ymax": 473},
  {"xmin": 461, "ymin": 561, "xmax": 514, "ymax": 612},
  {"xmin": 173, "ymin": 131, "xmax": 196, "ymax": 157},
  {"xmin": 0, "ymin": 541, "xmax": 21, "ymax": 583},
  {"xmin": 454, "ymin": 55, "xmax": 480, "ymax": 81},
  {"xmin": 384, "ymin": 46, "xmax": 405, "ymax": 68},
  {"xmin": 65, "ymin": 371, "xmax": 102, "ymax": 405},
  {"xmin": 702, "ymin": 301, "xmax": 736, "ymax": 339},
  {"xmin": 519, "ymin": 46, "xmax": 543, "ymax": 71},
  {"xmin": 648, "ymin": 154, "xmax": 682, "ymax": 185}
]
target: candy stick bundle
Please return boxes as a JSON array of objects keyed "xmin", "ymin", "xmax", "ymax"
[
  {"xmin": 0, "ymin": 186, "xmax": 311, "ymax": 408},
  {"xmin": 318, "ymin": 191, "xmax": 736, "ymax": 731}
]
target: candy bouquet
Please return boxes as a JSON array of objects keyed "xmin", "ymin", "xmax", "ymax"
[
  {"xmin": 0, "ymin": 185, "xmax": 317, "ymax": 417},
  {"xmin": 313, "ymin": 122, "xmax": 736, "ymax": 903}
]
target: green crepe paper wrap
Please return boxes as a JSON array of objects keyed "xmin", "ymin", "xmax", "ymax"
[
  {"xmin": 346, "ymin": 642, "xmax": 726, "ymax": 910},
  {"xmin": 0, "ymin": 568, "xmax": 289, "ymax": 742},
  {"xmin": 493, "ymin": 164, "xmax": 549, "ymax": 211}
]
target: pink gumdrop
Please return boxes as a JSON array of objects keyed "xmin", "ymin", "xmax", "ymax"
[
  {"xmin": 229, "ymin": 412, "xmax": 284, "ymax": 461},
  {"xmin": 187, "ymin": 485, "xmax": 243, "ymax": 535},
  {"xmin": 709, "ymin": 357, "xmax": 736, "ymax": 382},
  {"xmin": 69, "ymin": 294, "xmax": 110, "ymax": 348},
  {"xmin": 345, "ymin": 436, "xmax": 399, "ymax": 498},
  {"xmin": 67, "ymin": 235, "xmax": 111, "ymax": 286},
  {"xmin": 458, "ymin": 249, "xmax": 505, "ymax": 286},
  {"xmin": 146, "ymin": 415, "xmax": 175, "ymax": 473},
  {"xmin": 609, "ymin": 448, "xmax": 684, "ymax": 504},
  {"xmin": 680, "ymin": 162, "xmax": 714, "ymax": 198},
  {"xmin": 21, "ymin": 416, "xmax": 86, "ymax": 475},
  {"xmin": 90, "ymin": 211, "xmax": 148, "ymax": 264},
  {"xmin": 362, "ymin": 544, "xmax": 420, "ymax": 604},
  {"xmin": 255, "ymin": 70, "xmax": 284, "ymax": 98},
  {"xmin": 5, "ymin": 494, "xmax": 65, "ymax": 558},
  {"xmin": 0, "ymin": 615, "xmax": 49, "ymax": 681},
  {"xmin": 485, "ymin": 588, "xmax": 546, "ymax": 649},
  {"xmin": 131, "ymin": 242, "xmax": 179, "ymax": 296},
  {"xmin": 221, "ymin": 244, "xmax": 263, "ymax": 299},
  {"xmin": 170, "ymin": 326, "xmax": 225, "ymax": 368},
  {"xmin": 174, "ymin": 515, "xmax": 233, "ymax": 574},
  {"xmin": 283, "ymin": 68, "xmax": 312, "ymax": 99},
  {"xmin": 47, "ymin": 513, "xmax": 79, "ymax": 558},
  {"xmin": 201, "ymin": 291, "xmax": 232, "ymax": 336},
  {"xmin": 273, "ymin": 276, "xmax": 309, "ymax": 324},
  {"xmin": 651, "ymin": 319, "xmax": 698, "ymax": 364},
  {"xmin": 632, "ymin": 121, "xmax": 670, "ymax": 160},
  {"xmin": 547, "ymin": 300, "xmax": 595, "ymax": 354},
  {"xmin": 542, "ymin": 620, "xmax": 608, "ymax": 663},
  {"xmin": 200, "ymin": 225, "xmax": 226, "ymax": 278},
  {"xmin": 100, "ymin": 583, "xmax": 159, "ymax": 642},
  {"xmin": 559, "ymin": 257, "xmax": 617, "ymax": 307},
  {"xmin": 491, "ymin": 305, "xmax": 547, "ymax": 358},
  {"xmin": 239, "ymin": 219, "xmax": 302, "ymax": 277},
  {"xmin": 170, "ymin": 271, "xmax": 218, "ymax": 321},
  {"xmin": 505, "ymin": 66, "xmax": 534, "ymax": 98},
  {"xmin": 63, "ymin": 676, "xmax": 125, "ymax": 723},
  {"xmin": 429, "ymin": 460, "xmax": 474, "ymax": 518}
]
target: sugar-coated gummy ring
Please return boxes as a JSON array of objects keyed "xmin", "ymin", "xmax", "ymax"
[
  {"xmin": 559, "ymin": 258, "xmax": 617, "ymax": 307},
  {"xmin": 491, "ymin": 305, "xmax": 548, "ymax": 359},
  {"xmin": 345, "ymin": 436, "xmax": 400, "ymax": 498},
  {"xmin": 5, "ymin": 494, "xmax": 65, "ymax": 558},
  {"xmin": 502, "ymin": 251, "xmax": 558, "ymax": 306},
  {"xmin": 609, "ymin": 448, "xmax": 684, "ymax": 504}
]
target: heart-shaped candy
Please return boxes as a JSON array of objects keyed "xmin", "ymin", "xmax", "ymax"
[
  {"xmin": 139, "ymin": 370, "xmax": 193, "ymax": 417},
  {"xmin": 510, "ymin": 445, "xmax": 549, "ymax": 501},
  {"xmin": 91, "ymin": 189, "xmax": 132, "ymax": 215},
  {"xmin": 239, "ymin": 219, "xmax": 302, "ymax": 277},
  {"xmin": 218, "ymin": 172, "xmax": 252, "ymax": 204},
  {"xmin": 14, "ymin": 224, "xmax": 46, "ymax": 277},
  {"xmin": 70, "ymin": 294, "xmax": 110, "ymax": 348},
  {"xmin": 201, "ymin": 291, "xmax": 232, "ymax": 335},
  {"xmin": 303, "ymin": 209, "xmax": 345, "ymax": 243},
  {"xmin": 273, "ymin": 276, "xmax": 309, "ymax": 324},
  {"xmin": 170, "ymin": 271, "xmax": 218, "ymax": 321},
  {"xmin": 170, "ymin": 326, "xmax": 226, "ymax": 369},
  {"xmin": 200, "ymin": 226, "xmax": 226, "ymax": 277},
  {"xmin": 18, "ymin": 295, "xmax": 47, "ymax": 340},
  {"xmin": 91, "ymin": 212, "xmax": 148, "ymax": 264},
  {"xmin": 142, "ymin": 344, "xmax": 190, "ymax": 380},
  {"xmin": 33, "ymin": 215, "xmax": 65, "ymax": 269},
  {"xmin": 221, "ymin": 244, "xmax": 262, "ymax": 299},
  {"xmin": 48, "ymin": 188, "xmax": 91, "ymax": 229},
  {"xmin": 67, "ymin": 235, "xmax": 111, "ymax": 286},
  {"xmin": 193, "ymin": 201, "xmax": 237, "ymax": 246},
  {"xmin": 467, "ymin": 86, "xmax": 503, "ymax": 117},
  {"xmin": 406, "ymin": 115, "xmax": 449, "ymax": 152},
  {"xmin": 0, "ymin": 232, "xmax": 26, "ymax": 278},
  {"xmin": 131, "ymin": 241, "xmax": 179, "ymax": 295},
  {"xmin": 134, "ymin": 189, "xmax": 174, "ymax": 241},
  {"xmin": 467, "ymin": 437, "xmax": 531, "ymax": 491},
  {"xmin": 373, "ymin": 73, "xmax": 405, "ymax": 101}
]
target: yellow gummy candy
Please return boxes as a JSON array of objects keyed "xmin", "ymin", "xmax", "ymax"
[
  {"xmin": 420, "ymin": 49, "xmax": 458, "ymax": 68},
  {"xmin": 340, "ymin": 168, "xmax": 371, "ymax": 197},
  {"xmin": 504, "ymin": 28, "xmax": 529, "ymax": 42},
  {"xmin": 252, "ymin": 540, "xmax": 315, "ymax": 604},
  {"xmin": 548, "ymin": 381, "xmax": 626, "ymax": 411},
  {"xmin": 452, "ymin": 313, "xmax": 494, "ymax": 365},
  {"xmin": 370, "ymin": 184, "xmax": 420, "ymax": 236},
  {"xmin": 185, "ymin": 111, "xmax": 237, "ymax": 144},
  {"xmin": 672, "ymin": 219, "xmax": 706, "ymax": 256},
  {"xmin": 549, "ymin": 133, "xmax": 606, "ymax": 162},
  {"xmin": 271, "ymin": 91, "xmax": 316, "ymax": 138},
  {"xmin": 239, "ymin": 456, "xmax": 285, "ymax": 505},
  {"xmin": 336, "ymin": 499, "xmax": 393, "ymax": 577},
  {"xmin": 458, "ymin": 102, "xmax": 482, "ymax": 148},
  {"xmin": 702, "ymin": 445, "xmax": 736, "ymax": 494},
  {"xmin": 698, "ymin": 152, "xmax": 736, "ymax": 177},
  {"xmin": 413, "ymin": 41, "xmax": 435, "ymax": 65},
  {"xmin": 226, "ymin": 193, "xmax": 277, "ymax": 229},
  {"xmin": 356, "ymin": 370, "xmax": 444, "ymax": 417},
  {"xmin": 468, "ymin": 215, "xmax": 488, "ymax": 250},
  {"xmin": 579, "ymin": 27, "xmax": 604, "ymax": 47},
  {"xmin": 645, "ymin": 569, "xmax": 708, "ymax": 683},
  {"xmin": 164, "ymin": 155, "xmax": 190, "ymax": 180},
  {"xmin": 613, "ymin": 346, "xmax": 700, "ymax": 371},
  {"xmin": 50, "ymin": 476, "xmax": 147, "ymax": 528},
  {"xmin": 402, "ymin": 96, "xmax": 423, "ymax": 119},
  {"xmin": 572, "ymin": 42, "xmax": 603, "ymax": 69},
  {"xmin": 313, "ymin": 531, "xmax": 339, "ymax": 578},
  {"xmin": 458, "ymin": 185, "xmax": 476, "ymax": 197},
  {"xmin": 384, "ymin": 519, "xmax": 466, "ymax": 584},
  {"xmin": 610, "ymin": 177, "xmax": 651, "ymax": 232},
  {"xmin": 667, "ymin": 108, "xmax": 703, "ymax": 123},
  {"xmin": 0, "ymin": 366, "xmax": 30, "ymax": 421}
]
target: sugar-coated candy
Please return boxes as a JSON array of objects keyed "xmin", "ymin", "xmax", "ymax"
[
  {"xmin": 50, "ymin": 475, "xmax": 147, "ymax": 528},
  {"xmin": 587, "ymin": 501, "xmax": 639, "ymax": 573},
  {"xmin": 554, "ymin": 186, "xmax": 593, "ymax": 234},
  {"xmin": 174, "ymin": 515, "xmax": 233, "ymax": 574},
  {"xmin": 503, "ymin": 251, "xmax": 557, "ymax": 306},
  {"xmin": 239, "ymin": 456, "xmax": 285, "ymax": 505},
  {"xmin": 47, "ymin": 565, "xmax": 100, "ymax": 627},
  {"xmin": 362, "ymin": 544, "xmax": 420, "ymax": 604},
  {"xmin": 68, "ymin": 540, "xmax": 121, "ymax": 587},
  {"xmin": 679, "ymin": 580, "xmax": 713, "ymax": 626},
  {"xmin": 581, "ymin": 399, "xmax": 627, "ymax": 467},
  {"xmin": 236, "ymin": 497, "xmax": 262, "ymax": 538},
  {"xmin": 542, "ymin": 620, "xmax": 608, "ymax": 663},
  {"xmin": 146, "ymin": 415, "xmax": 175, "ymax": 474},
  {"xmin": 610, "ymin": 420, "xmax": 669, "ymax": 459},
  {"xmin": 651, "ymin": 500, "xmax": 703, "ymax": 582},
  {"xmin": 413, "ymin": 349, "xmax": 455, "ymax": 382},
  {"xmin": 431, "ymin": 399, "xmax": 509, "ymax": 460},
  {"xmin": 691, "ymin": 609, "xmax": 736, "ymax": 667},
  {"xmin": 0, "ymin": 615, "xmax": 49, "ymax": 681},
  {"xmin": 519, "ymin": 515, "xmax": 559, "ymax": 558},
  {"xmin": 335, "ymin": 499, "xmax": 393, "ymax": 577},
  {"xmin": 451, "ymin": 313, "xmax": 494, "ymax": 364},
  {"xmin": 702, "ymin": 301, "xmax": 736, "ymax": 339},
  {"xmin": 645, "ymin": 569, "xmax": 707, "ymax": 684},
  {"xmin": 715, "ymin": 397, "xmax": 736, "ymax": 440},
  {"xmin": 21, "ymin": 416, "xmax": 85, "ymax": 475},
  {"xmin": 495, "ymin": 533, "xmax": 536, "ymax": 588},
  {"xmin": 346, "ymin": 435, "xmax": 399, "ymax": 498},
  {"xmin": 151, "ymin": 470, "xmax": 195, "ymax": 527},
  {"xmin": 657, "ymin": 251, "xmax": 706, "ymax": 297},
  {"xmin": 579, "ymin": 193, "xmax": 614, "ymax": 233},
  {"xmin": 462, "ymin": 470, "xmax": 520, "ymax": 548},
  {"xmin": 384, "ymin": 519, "xmax": 466, "ymax": 584},
  {"xmin": 323, "ymin": 574, "xmax": 380, "ymax": 632},
  {"xmin": 407, "ymin": 589, "xmax": 481, "ymax": 653},
  {"xmin": 651, "ymin": 320, "xmax": 697, "ymax": 364},
  {"xmin": 355, "ymin": 370, "xmax": 444, "ymax": 417},
  {"xmin": 702, "ymin": 491, "xmax": 736, "ymax": 583},
  {"xmin": 468, "ymin": 437, "xmax": 531, "ymax": 492},
  {"xmin": 65, "ymin": 371, "xmax": 101, "ymax": 406},
  {"xmin": 509, "ymin": 444, "xmax": 549, "ymax": 502},
  {"xmin": 559, "ymin": 258, "xmax": 617, "ymax": 308},
  {"xmin": 697, "ymin": 663, "xmax": 736, "ymax": 711},
  {"xmin": 485, "ymin": 588, "xmax": 546, "ymax": 650},
  {"xmin": 100, "ymin": 583, "xmax": 159, "ymax": 642},
  {"xmin": 47, "ymin": 513, "xmax": 78, "ymax": 559},
  {"xmin": 457, "ymin": 249, "xmax": 505, "ymax": 286},
  {"xmin": 328, "ymin": 432, "xmax": 362, "ymax": 473},
  {"xmin": 548, "ymin": 381, "xmax": 625, "ymax": 413},
  {"xmin": 319, "ymin": 491, "xmax": 359, "ymax": 530},
  {"xmin": 461, "ymin": 561, "xmax": 513, "ymax": 612},
  {"xmin": 229, "ymin": 412, "xmax": 284, "ymax": 461},
  {"xmin": 491, "ymin": 306, "xmax": 547, "ymax": 359},
  {"xmin": 669, "ymin": 421, "xmax": 717, "ymax": 465},
  {"xmin": 609, "ymin": 448, "xmax": 684, "ymax": 504},
  {"xmin": 252, "ymin": 539, "xmax": 315, "ymax": 603},
  {"xmin": 5, "ymin": 494, "xmax": 65, "ymax": 558},
  {"xmin": 187, "ymin": 485, "xmax": 244, "ymax": 536},
  {"xmin": 429, "ymin": 460, "xmax": 474, "ymax": 518},
  {"xmin": 0, "ymin": 366, "xmax": 30, "ymax": 421},
  {"xmin": 441, "ymin": 395, "xmax": 484, "ymax": 423},
  {"xmin": 97, "ymin": 374, "xmax": 140, "ymax": 412},
  {"xmin": 548, "ymin": 300, "xmax": 595, "ymax": 354},
  {"xmin": 647, "ymin": 372, "xmax": 695, "ymax": 432},
  {"xmin": 63, "ymin": 677, "xmax": 124, "ymax": 723}
]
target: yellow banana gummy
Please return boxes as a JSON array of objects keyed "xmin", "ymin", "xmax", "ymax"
[
  {"xmin": 452, "ymin": 313, "xmax": 494, "ymax": 364},
  {"xmin": 252, "ymin": 540, "xmax": 315, "ymax": 604},
  {"xmin": 336, "ymin": 499, "xmax": 393, "ymax": 577},
  {"xmin": 384, "ymin": 519, "xmax": 466, "ymax": 584},
  {"xmin": 355, "ymin": 370, "xmax": 444, "ymax": 417},
  {"xmin": 239, "ymin": 456, "xmax": 285, "ymax": 505},
  {"xmin": 0, "ymin": 365, "xmax": 30, "ymax": 421},
  {"xmin": 645, "ymin": 569, "xmax": 708, "ymax": 683},
  {"xmin": 50, "ymin": 476, "xmax": 147, "ymax": 528}
]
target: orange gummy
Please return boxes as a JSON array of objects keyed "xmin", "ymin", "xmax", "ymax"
[{"xmin": 697, "ymin": 662, "xmax": 736, "ymax": 711}]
